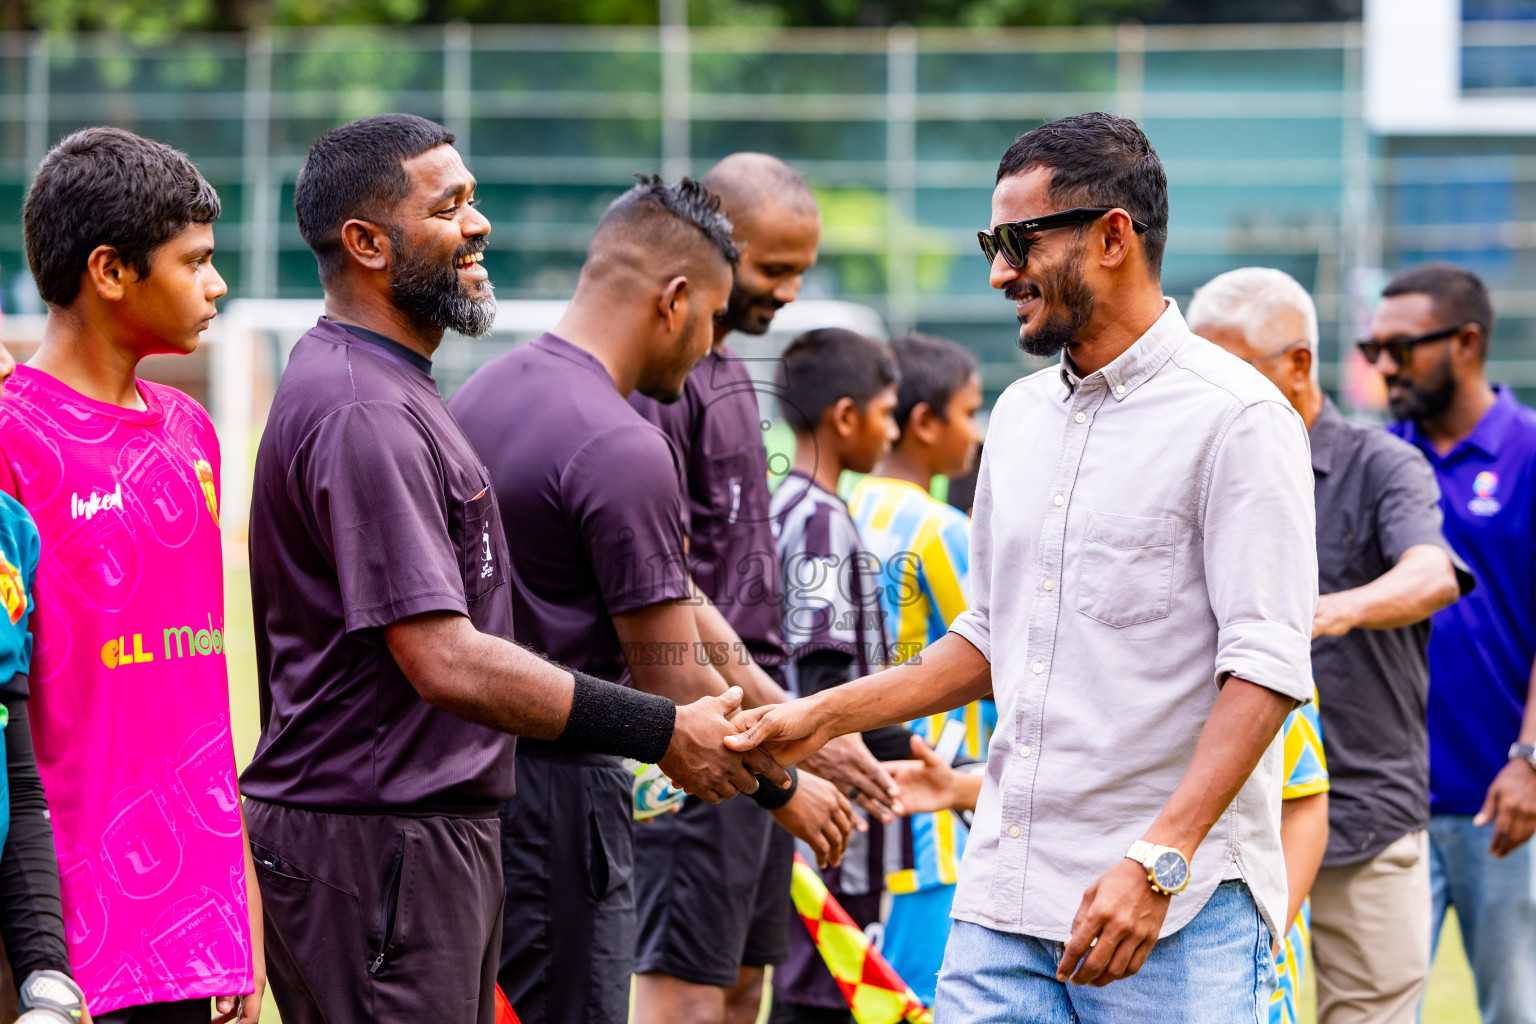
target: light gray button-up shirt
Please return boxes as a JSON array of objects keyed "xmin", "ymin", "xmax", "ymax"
[{"xmin": 948, "ymin": 301, "xmax": 1316, "ymax": 943}]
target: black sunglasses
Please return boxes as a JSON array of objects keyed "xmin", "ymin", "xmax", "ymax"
[
  {"xmin": 1355, "ymin": 323, "xmax": 1465, "ymax": 366},
  {"xmin": 978, "ymin": 207, "xmax": 1151, "ymax": 269}
]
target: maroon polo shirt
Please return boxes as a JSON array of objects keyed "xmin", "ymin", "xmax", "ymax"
[
  {"xmin": 629, "ymin": 345, "xmax": 785, "ymax": 666},
  {"xmin": 241, "ymin": 318, "xmax": 517, "ymax": 809},
  {"xmin": 450, "ymin": 333, "xmax": 692, "ymax": 685}
]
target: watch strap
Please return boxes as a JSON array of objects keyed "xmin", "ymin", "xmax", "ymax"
[
  {"xmin": 1125, "ymin": 839, "xmax": 1155, "ymax": 867},
  {"xmin": 18, "ymin": 970, "xmax": 84, "ymax": 1020},
  {"xmin": 1511, "ymin": 742, "xmax": 1536, "ymax": 767}
]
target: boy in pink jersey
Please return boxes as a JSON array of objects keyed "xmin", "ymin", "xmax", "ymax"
[{"xmin": 0, "ymin": 128, "xmax": 261, "ymax": 1024}]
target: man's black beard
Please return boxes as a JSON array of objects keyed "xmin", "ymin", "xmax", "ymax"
[
  {"xmin": 719, "ymin": 280, "xmax": 780, "ymax": 335},
  {"xmin": 1387, "ymin": 348, "xmax": 1457, "ymax": 423},
  {"xmin": 388, "ymin": 231, "xmax": 497, "ymax": 338},
  {"xmin": 1011, "ymin": 243, "xmax": 1095, "ymax": 359}
]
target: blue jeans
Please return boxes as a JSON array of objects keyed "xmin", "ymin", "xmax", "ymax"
[
  {"xmin": 934, "ymin": 880, "xmax": 1274, "ymax": 1023},
  {"xmin": 1428, "ymin": 814, "xmax": 1536, "ymax": 1024}
]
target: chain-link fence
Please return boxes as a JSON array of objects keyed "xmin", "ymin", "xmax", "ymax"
[{"xmin": 5, "ymin": 22, "xmax": 1536, "ymax": 405}]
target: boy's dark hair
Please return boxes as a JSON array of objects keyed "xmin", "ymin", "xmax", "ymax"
[
  {"xmin": 1381, "ymin": 262, "xmax": 1495, "ymax": 359},
  {"xmin": 996, "ymin": 112, "xmax": 1169, "ymax": 277},
  {"xmin": 598, "ymin": 174, "xmax": 740, "ymax": 268},
  {"xmin": 889, "ymin": 332, "xmax": 980, "ymax": 438},
  {"xmin": 24, "ymin": 126, "xmax": 221, "ymax": 307},
  {"xmin": 295, "ymin": 113, "xmax": 456, "ymax": 279},
  {"xmin": 775, "ymin": 328, "xmax": 899, "ymax": 435}
]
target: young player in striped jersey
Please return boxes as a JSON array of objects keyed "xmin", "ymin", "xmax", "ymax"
[
  {"xmin": 848, "ymin": 333, "xmax": 989, "ymax": 1004},
  {"xmin": 1273, "ymin": 692, "xmax": 1329, "ymax": 1024}
]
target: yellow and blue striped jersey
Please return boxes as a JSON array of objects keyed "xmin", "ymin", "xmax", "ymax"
[
  {"xmin": 850, "ymin": 476, "xmax": 995, "ymax": 895},
  {"xmin": 849, "ymin": 477, "xmax": 970, "ymax": 665},
  {"xmin": 1272, "ymin": 690, "xmax": 1329, "ymax": 1024}
]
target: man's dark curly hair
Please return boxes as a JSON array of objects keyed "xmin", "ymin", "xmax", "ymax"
[
  {"xmin": 997, "ymin": 112, "xmax": 1169, "ymax": 276},
  {"xmin": 24, "ymin": 126, "xmax": 221, "ymax": 306}
]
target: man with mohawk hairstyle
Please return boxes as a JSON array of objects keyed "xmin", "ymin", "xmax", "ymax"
[{"xmin": 453, "ymin": 175, "xmax": 856, "ymax": 1024}]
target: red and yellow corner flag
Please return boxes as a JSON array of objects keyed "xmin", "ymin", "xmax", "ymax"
[
  {"xmin": 495, "ymin": 984, "xmax": 521, "ymax": 1024},
  {"xmin": 790, "ymin": 853, "xmax": 933, "ymax": 1024}
]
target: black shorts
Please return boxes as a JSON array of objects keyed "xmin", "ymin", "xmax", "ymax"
[
  {"xmin": 245, "ymin": 797, "xmax": 504, "ymax": 1024},
  {"xmin": 497, "ymin": 743, "xmax": 634, "ymax": 1024},
  {"xmin": 95, "ymin": 999, "xmax": 210, "ymax": 1024},
  {"xmin": 634, "ymin": 792, "xmax": 795, "ymax": 988}
]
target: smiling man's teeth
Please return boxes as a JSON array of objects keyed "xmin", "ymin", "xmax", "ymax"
[{"xmin": 455, "ymin": 252, "xmax": 484, "ymax": 268}]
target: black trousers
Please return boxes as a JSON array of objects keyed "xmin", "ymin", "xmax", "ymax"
[
  {"xmin": 245, "ymin": 798, "xmax": 503, "ymax": 1024},
  {"xmin": 497, "ymin": 743, "xmax": 634, "ymax": 1024}
]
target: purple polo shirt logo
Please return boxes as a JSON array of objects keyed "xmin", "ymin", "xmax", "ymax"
[{"xmin": 1469, "ymin": 470, "xmax": 1501, "ymax": 516}]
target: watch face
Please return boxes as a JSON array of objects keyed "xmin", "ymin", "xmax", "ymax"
[{"xmin": 1152, "ymin": 850, "xmax": 1188, "ymax": 892}]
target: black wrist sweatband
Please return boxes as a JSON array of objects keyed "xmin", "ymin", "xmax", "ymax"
[
  {"xmin": 747, "ymin": 764, "xmax": 799, "ymax": 810},
  {"xmin": 555, "ymin": 671, "xmax": 676, "ymax": 765}
]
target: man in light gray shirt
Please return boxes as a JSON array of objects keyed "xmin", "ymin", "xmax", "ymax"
[{"xmin": 725, "ymin": 112, "xmax": 1317, "ymax": 1022}]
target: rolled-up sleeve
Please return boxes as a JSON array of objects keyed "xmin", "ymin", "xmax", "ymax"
[
  {"xmin": 1202, "ymin": 400, "xmax": 1316, "ymax": 703},
  {"xmin": 948, "ymin": 440, "xmax": 993, "ymax": 662}
]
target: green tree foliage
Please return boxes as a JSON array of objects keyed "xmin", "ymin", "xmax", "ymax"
[{"xmin": 4, "ymin": 0, "xmax": 1362, "ymax": 32}]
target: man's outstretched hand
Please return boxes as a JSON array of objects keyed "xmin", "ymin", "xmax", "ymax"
[
  {"xmin": 723, "ymin": 697, "xmax": 832, "ymax": 768},
  {"xmin": 770, "ymin": 771, "xmax": 858, "ymax": 868},
  {"xmin": 660, "ymin": 687, "xmax": 790, "ymax": 802},
  {"xmin": 800, "ymin": 733, "xmax": 903, "ymax": 823},
  {"xmin": 885, "ymin": 734, "xmax": 982, "ymax": 815}
]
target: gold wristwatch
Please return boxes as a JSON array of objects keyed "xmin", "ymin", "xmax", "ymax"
[{"xmin": 1125, "ymin": 840, "xmax": 1190, "ymax": 896}]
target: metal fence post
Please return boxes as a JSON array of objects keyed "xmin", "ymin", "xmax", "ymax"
[
  {"xmin": 445, "ymin": 21, "xmax": 472, "ymax": 154},
  {"xmin": 1116, "ymin": 21, "xmax": 1146, "ymax": 124},
  {"xmin": 242, "ymin": 29, "xmax": 277, "ymax": 299},
  {"xmin": 24, "ymin": 32, "xmax": 48, "ymax": 173},
  {"xmin": 660, "ymin": 0, "xmax": 690, "ymax": 181},
  {"xmin": 1340, "ymin": 20, "xmax": 1375, "ymax": 399},
  {"xmin": 887, "ymin": 25, "xmax": 918, "ymax": 335}
]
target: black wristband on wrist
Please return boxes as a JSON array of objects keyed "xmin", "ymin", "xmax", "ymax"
[
  {"xmin": 747, "ymin": 764, "xmax": 799, "ymax": 810},
  {"xmin": 555, "ymin": 671, "xmax": 676, "ymax": 765}
]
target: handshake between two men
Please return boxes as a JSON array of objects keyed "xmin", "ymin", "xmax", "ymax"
[{"xmin": 654, "ymin": 664, "xmax": 985, "ymax": 871}]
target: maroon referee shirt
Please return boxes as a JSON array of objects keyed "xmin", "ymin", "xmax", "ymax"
[
  {"xmin": 450, "ymin": 333, "xmax": 693, "ymax": 684},
  {"xmin": 241, "ymin": 318, "xmax": 517, "ymax": 809},
  {"xmin": 629, "ymin": 345, "xmax": 785, "ymax": 666}
]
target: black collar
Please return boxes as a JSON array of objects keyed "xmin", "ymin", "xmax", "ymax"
[{"xmin": 336, "ymin": 321, "xmax": 434, "ymax": 377}]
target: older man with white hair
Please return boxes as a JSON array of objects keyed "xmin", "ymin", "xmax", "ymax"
[{"xmin": 1190, "ymin": 268, "xmax": 1471, "ymax": 1024}]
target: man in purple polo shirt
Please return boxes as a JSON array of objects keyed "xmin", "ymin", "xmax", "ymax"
[
  {"xmin": 451, "ymin": 177, "xmax": 859, "ymax": 1024},
  {"xmin": 241, "ymin": 117, "xmax": 769, "ymax": 1024},
  {"xmin": 626, "ymin": 154, "xmax": 900, "ymax": 1024},
  {"xmin": 1369, "ymin": 263, "xmax": 1536, "ymax": 1024}
]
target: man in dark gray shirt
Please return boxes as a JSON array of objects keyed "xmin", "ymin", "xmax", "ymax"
[{"xmin": 1190, "ymin": 267, "xmax": 1470, "ymax": 1024}]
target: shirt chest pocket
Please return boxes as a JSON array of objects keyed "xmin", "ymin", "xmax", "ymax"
[
  {"xmin": 705, "ymin": 448, "xmax": 765, "ymax": 528},
  {"xmin": 1074, "ymin": 511, "xmax": 1177, "ymax": 629},
  {"xmin": 457, "ymin": 486, "xmax": 504, "ymax": 603}
]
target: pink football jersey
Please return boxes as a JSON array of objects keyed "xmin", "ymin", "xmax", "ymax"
[{"xmin": 0, "ymin": 365, "xmax": 250, "ymax": 1014}]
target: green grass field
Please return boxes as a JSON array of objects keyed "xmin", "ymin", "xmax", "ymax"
[{"xmin": 222, "ymin": 569, "xmax": 1483, "ymax": 1024}]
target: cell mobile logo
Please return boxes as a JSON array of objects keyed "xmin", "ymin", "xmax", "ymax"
[
  {"xmin": 71, "ymin": 483, "xmax": 124, "ymax": 521},
  {"xmin": 101, "ymin": 614, "xmax": 225, "ymax": 669}
]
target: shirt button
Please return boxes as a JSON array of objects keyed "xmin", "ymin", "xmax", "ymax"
[
  {"xmin": 1019, "ymin": 745, "xmax": 1032, "ymax": 758},
  {"xmin": 1074, "ymin": 412, "xmax": 1087, "ymax": 424},
  {"xmin": 1008, "ymin": 825, "xmax": 1021, "ymax": 838},
  {"xmin": 1032, "ymin": 661, "xmax": 1044, "ymax": 674},
  {"xmin": 1043, "ymin": 579, "xmax": 1055, "ymax": 591},
  {"xmin": 1053, "ymin": 494, "xmax": 1065, "ymax": 506},
  {"xmin": 1116, "ymin": 384, "xmax": 1126, "ymax": 395}
]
